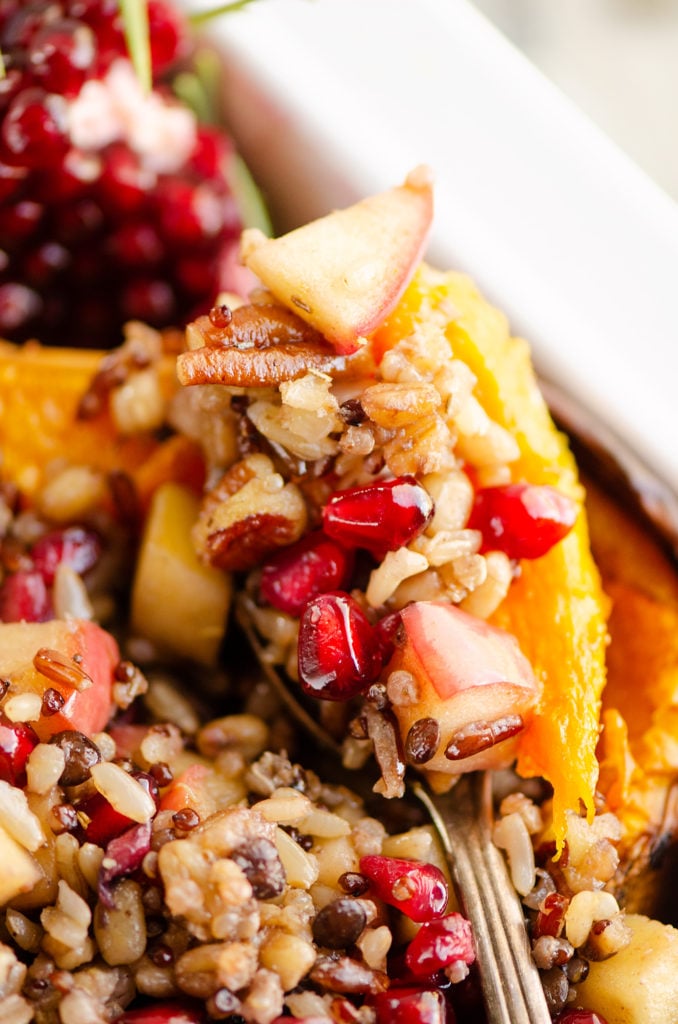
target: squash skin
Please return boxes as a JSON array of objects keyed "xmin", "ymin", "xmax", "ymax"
[{"xmin": 374, "ymin": 266, "xmax": 609, "ymax": 848}]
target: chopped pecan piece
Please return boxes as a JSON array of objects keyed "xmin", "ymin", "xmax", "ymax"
[
  {"xmin": 193, "ymin": 454, "xmax": 307, "ymax": 572},
  {"xmin": 188, "ymin": 304, "xmax": 326, "ymax": 351}
]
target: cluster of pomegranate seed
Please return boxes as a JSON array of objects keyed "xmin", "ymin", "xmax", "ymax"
[
  {"xmin": 0, "ymin": 525, "xmax": 102, "ymax": 622},
  {"xmin": 468, "ymin": 483, "xmax": 577, "ymax": 560},
  {"xmin": 0, "ymin": 0, "xmax": 245, "ymax": 346}
]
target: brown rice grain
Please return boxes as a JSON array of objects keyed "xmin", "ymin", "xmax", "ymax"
[{"xmin": 90, "ymin": 762, "xmax": 156, "ymax": 823}]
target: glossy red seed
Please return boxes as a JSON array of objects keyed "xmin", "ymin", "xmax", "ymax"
[
  {"xmin": 297, "ymin": 592, "xmax": 381, "ymax": 701},
  {"xmin": 156, "ymin": 178, "xmax": 225, "ymax": 244},
  {"xmin": 29, "ymin": 18, "xmax": 97, "ymax": 95},
  {"xmin": 2, "ymin": 2, "xmax": 62, "ymax": 50},
  {"xmin": 0, "ymin": 199, "xmax": 43, "ymax": 245},
  {"xmin": 372, "ymin": 988, "xmax": 448, "ymax": 1024},
  {"xmin": 147, "ymin": 0, "xmax": 189, "ymax": 74},
  {"xmin": 0, "ymin": 713, "xmax": 39, "ymax": 786},
  {"xmin": 113, "ymin": 1000, "xmax": 206, "ymax": 1024},
  {"xmin": 535, "ymin": 892, "xmax": 569, "ymax": 939},
  {"xmin": 23, "ymin": 240, "xmax": 70, "ymax": 285},
  {"xmin": 2, "ymin": 87, "xmax": 68, "ymax": 167},
  {"xmin": 556, "ymin": 1013, "xmax": 609, "ymax": 1024},
  {"xmin": 32, "ymin": 526, "xmax": 102, "ymax": 585},
  {"xmin": 0, "ymin": 569, "xmax": 52, "ymax": 622},
  {"xmin": 107, "ymin": 221, "xmax": 163, "ymax": 266},
  {"xmin": 96, "ymin": 144, "xmax": 156, "ymax": 214},
  {"xmin": 121, "ymin": 277, "xmax": 175, "ymax": 324},
  {"xmin": 260, "ymin": 531, "xmax": 353, "ymax": 617},
  {"xmin": 405, "ymin": 913, "xmax": 476, "ymax": 977},
  {"xmin": 0, "ymin": 157, "xmax": 27, "ymax": 201},
  {"xmin": 189, "ymin": 126, "xmax": 231, "ymax": 181},
  {"xmin": 0, "ymin": 283, "xmax": 41, "ymax": 332},
  {"xmin": 359, "ymin": 855, "xmax": 448, "ymax": 922},
  {"xmin": 323, "ymin": 475, "xmax": 434, "ymax": 559},
  {"xmin": 374, "ymin": 609, "xmax": 403, "ymax": 666},
  {"xmin": 468, "ymin": 483, "xmax": 577, "ymax": 559}
]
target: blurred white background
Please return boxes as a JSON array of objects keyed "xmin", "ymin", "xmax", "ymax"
[{"xmin": 473, "ymin": 0, "xmax": 678, "ymax": 200}]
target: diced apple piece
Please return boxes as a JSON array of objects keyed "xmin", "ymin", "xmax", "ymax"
[
  {"xmin": 386, "ymin": 602, "xmax": 540, "ymax": 775},
  {"xmin": 240, "ymin": 168, "xmax": 433, "ymax": 354},
  {"xmin": 0, "ymin": 824, "xmax": 42, "ymax": 906},
  {"xmin": 0, "ymin": 619, "xmax": 117, "ymax": 741},
  {"xmin": 131, "ymin": 483, "xmax": 232, "ymax": 666},
  {"xmin": 576, "ymin": 914, "xmax": 678, "ymax": 1024}
]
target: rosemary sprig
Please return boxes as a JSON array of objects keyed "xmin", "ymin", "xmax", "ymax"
[
  {"xmin": 189, "ymin": 0, "xmax": 262, "ymax": 26},
  {"xmin": 120, "ymin": 0, "xmax": 152, "ymax": 93}
]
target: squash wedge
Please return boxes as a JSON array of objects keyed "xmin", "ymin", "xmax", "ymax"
[
  {"xmin": 374, "ymin": 266, "xmax": 609, "ymax": 848},
  {"xmin": 0, "ymin": 342, "xmax": 178, "ymax": 498}
]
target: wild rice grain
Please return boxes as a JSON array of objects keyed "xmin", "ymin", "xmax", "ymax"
[{"xmin": 34, "ymin": 648, "xmax": 93, "ymax": 692}]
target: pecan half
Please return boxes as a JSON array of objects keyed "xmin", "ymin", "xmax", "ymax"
[{"xmin": 177, "ymin": 341, "xmax": 348, "ymax": 388}]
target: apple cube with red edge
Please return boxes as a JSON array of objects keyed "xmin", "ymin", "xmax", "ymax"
[
  {"xmin": 0, "ymin": 619, "xmax": 117, "ymax": 741},
  {"xmin": 240, "ymin": 168, "xmax": 434, "ymax": 354},
  {"xmin": 386, "ymin": 601, "xmax": 541, "ymax": 777}
]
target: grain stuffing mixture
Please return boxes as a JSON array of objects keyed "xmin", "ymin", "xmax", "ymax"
[{"xmin": 0, "ymin": 173, "xmax": 676, "ymax": 1024}]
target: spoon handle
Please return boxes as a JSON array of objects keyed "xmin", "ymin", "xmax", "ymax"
[{"xmin": 413, "ymin": 776, "xmax": 551, "ymax": 1024}]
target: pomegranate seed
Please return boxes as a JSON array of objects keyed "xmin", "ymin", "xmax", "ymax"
[
  {"xmin": 121, "ymin": 277, "xmax": 175, "ymax": 324},
  {"xmin": 260, "ymin": 531, "xmax": 353, "ymax": 616},
  {"xmin": 0, "ymin": 157, "xmax": 26, "ymax": 201},
  {"xmin": 297, "ymin": 592, "xmax": 381, "ymax": 701},
  {"xmin": 31, "ymin": 526, "xmax": 102, "ymax": 585},
  {"xmin": 372, "ymin": 988, "xmax": 447, "ymax": 1024},
  {"xmin": 0, "ymin": 713, "xmax": 39, "ymax": 786},
  {"xmin": 0, "ymin": 199, "xmax": 43, "ymax": 245},
  {"xmin": 2, "ymin": 2, "xmax": 62, "ymax": 49},
  {"xmin": 359, "ymin": 856, "xmax": 448, "ymax": 922},
  {"xmin": 0, "ymin": 68, "xmax": 24, "ymax": 114},
  {"xmin": 79, "ymin": 771, "xmax": 159, "ymax": 846},
  {"xmin": 0, "ymin": 282, "xmax": 41, "ymax": 333},
  {"xmin": 113, "ymin": 1001, "xmax": 206, "ymax": 1024},
  {"xmin": 405, "ymin": 913, "xmax": 476, "ymax": 977},
  {"xmin": 156, "ymin": 177, "xmax": 225, "ymax": 244},
  {"xmin": 323, "ymin": 476, "xmax": 434, "ymax": 559},
  {"xmin": 189, "ymin": 126, "xmax": 231, "ymax": 181},
  {"xmin": 0, "ymin": 569, "xmax": 52, "ymax": 622},
  {"xmin": 106, "ymin": 221, "xmax": 163, "ymax": 266},
  {"xmin": 23, "ymin": 240, "xmax": 70, "ymax": 285},
  {"xmin": 147, "ymin": 0, "xmax": 189, "ymax": 74},
  {"xmin": 556, "ymin": 1014, "xmax": 609, "ymax": 1024},
  {"xmin": 97, "ymin": 144, "xmax": 156, "ymax": 214},
  {"xmin": 468, "ymin": 483, "xmax": 577, "ymax": 559},
  {"xmin": 535, "ymin": 892, "xmax": 569, "ymax": 939},
  {"xmin": 29, "ymin": 18, "xmax": 97, "ymax": 95},
  {"xmin": 2, "ymin": 87, "xmax": 68, "ymax": 167},
  {"xmin": 374, "ymin": 609, "xmax": 403, "ymax": 665}
]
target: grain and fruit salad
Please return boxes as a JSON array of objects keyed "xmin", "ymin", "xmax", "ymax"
[{"xmin": 1, "ymin": 4, "xmax": 678, "ymax": 1024}]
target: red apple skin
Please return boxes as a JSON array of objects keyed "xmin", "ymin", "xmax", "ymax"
[
  {"xmin": 240, "ymin": 170, "xmax": 434, "ymax": 355},
  {"xmin": 385, "ymin": 602, "xmax": 541, "ymax": 775},
  {"xmin": 0, "ymin": 619, "xmax": 118, "ymax": 741}
]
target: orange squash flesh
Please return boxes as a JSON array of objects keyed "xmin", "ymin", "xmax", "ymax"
[
  {"xmin": 374, "ymin": 267, "xmax": 609, "ymax": 848},
  {"xmin": 0, "ymin": 341, "xmax": 178, "ymax": 499}
]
